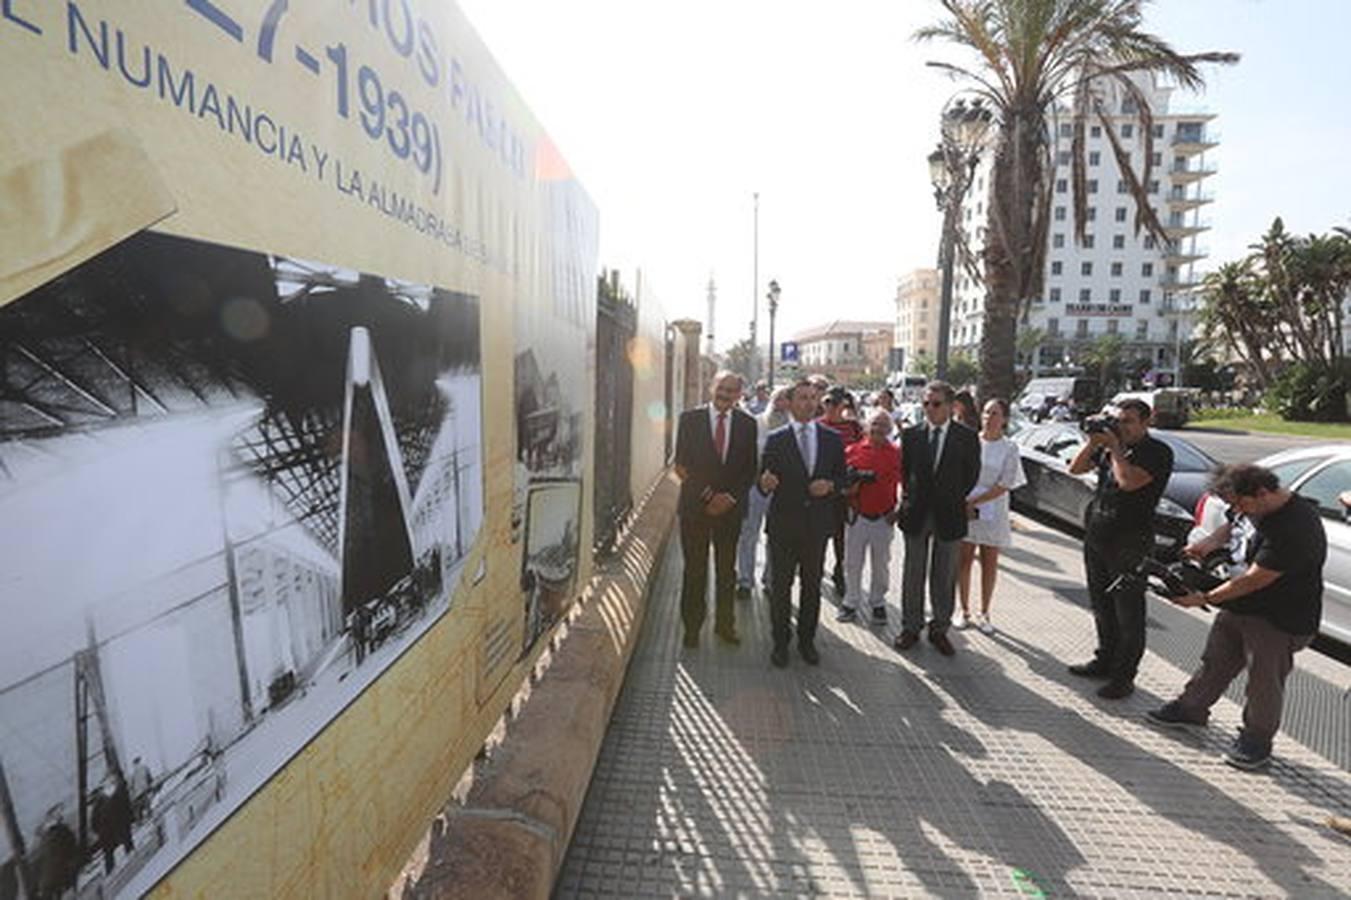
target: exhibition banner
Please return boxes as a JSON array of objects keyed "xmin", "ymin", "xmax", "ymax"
[{"xmin": 0, "ymin": 2, "xmax": 597, "ymax": 896}]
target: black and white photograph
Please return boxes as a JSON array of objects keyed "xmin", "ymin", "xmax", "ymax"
[
  {"xmin": 512, "ymin": 171, "xmax": 598, "ymax": 656},
  {"xmin": 0, "ymin": 231, "xmax": 483, "ymax": 898}
]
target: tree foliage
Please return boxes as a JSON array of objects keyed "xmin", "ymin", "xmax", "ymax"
[{"xmin": 916, "ymin": 0, "xmax": 1236, "ymax": 403}]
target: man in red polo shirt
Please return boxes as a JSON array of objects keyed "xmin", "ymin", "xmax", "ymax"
[{"xmin": 837, "ymin": 410, "xmax": 902, "ymax": 625}]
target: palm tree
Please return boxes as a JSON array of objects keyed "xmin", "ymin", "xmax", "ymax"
[
  {"xmin": 916, "ymin": 0, "xmax": 1237, "ymax": 402},
  {"xmin": 1197, "ymin": 261, "xmax": 1276, "ymax": 388}
]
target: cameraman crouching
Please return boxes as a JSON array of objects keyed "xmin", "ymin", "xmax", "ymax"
[
  {"xmin": 1147, "ymin": 464, "xmax": 1326, "ymax": 770},
  {"xmin": 836, "ymin": 410, "xmax": 902, "ymax": 625},
  {"xmin": 1066, "ymin": 398, "xmax": 1174, "ymax": 699}
]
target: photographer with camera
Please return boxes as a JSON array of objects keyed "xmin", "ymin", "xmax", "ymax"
[
  {"xmin": 1146, "ymin": 464, "xmax": 1326, "ymax": 770},
  {"xmin": 1065, "ymin": 398, "xmax": 1174, "ymax": 699},
  {"xmin": 836, "ymin": 410, "xmax": 902, "ymax": 625}
]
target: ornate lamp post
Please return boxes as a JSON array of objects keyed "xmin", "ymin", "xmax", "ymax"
[
  {"xmin": 928, "ymin": 97, "xmax": 990, "ymax": 382},
  {"xmin": 766, "ymin": 279, "xmax": 781, "ymax": 389}
]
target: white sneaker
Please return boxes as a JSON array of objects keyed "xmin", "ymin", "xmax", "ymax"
[
  {"xmin": 976, "ymin": 613, "xmax": 995, "ymax": 635},
  {"xmin": 953, "ymin": 610, "xmax": 970, "ymax": 630}
]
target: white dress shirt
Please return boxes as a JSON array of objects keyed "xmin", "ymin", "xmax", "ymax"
[
  {"xmin": 707, "ymin": 405, "xmax": 732, "ymax": 463},
  {"xmin": 793, "ymin": 420, "xmax": 818, "ymax": 474}
]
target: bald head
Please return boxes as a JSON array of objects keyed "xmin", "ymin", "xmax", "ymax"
[{"xmin": 710, "ymin": 370, "xmax": 742, "ymax": 412}]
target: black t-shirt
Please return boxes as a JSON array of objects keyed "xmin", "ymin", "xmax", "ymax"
[
  {"xmin": 1226, "ymin": 495, "xmax": 1326, "ymax": 635},
  {"xmin": 1086, "ymin": 433, "xmax": 1174, "ymax": 539}
]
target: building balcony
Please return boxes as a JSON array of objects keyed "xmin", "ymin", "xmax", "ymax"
[
  {"xmin": 1165, "ymin": 190, "xmax": 1215, "ymax": 210},
  {"xmin": 1163, "ymin": 220, "xmax": 1211, "ymax": 239},
  {"xmin": 1165, "ymin": 245, "xmax": 1208, "ymax": 265},
  {"xmin": 1158, "ymin": 274, "xmax": 1199, "ymax": 291},
  {"xmin": 1170, "ymin": 131, "xmax": 1220, "ymax": 155},
  {"xmin": 1169, "ymin": 162, "xmax": 1217, "ymax": 183}
]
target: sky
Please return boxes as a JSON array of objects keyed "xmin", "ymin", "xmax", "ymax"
[{"xmin": 458, "ymin": 0, "xmax": 1351, "ymax": 351}]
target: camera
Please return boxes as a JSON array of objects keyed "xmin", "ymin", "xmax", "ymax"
[
  {"xmin": 1083, "ymin": 414, "xmax": 1120, "ymax": 436},
  {"xmin": 1107, "ymin": 556, "xmax": 1225, "ymax": 603},
  {"xmin": 845, "ymin": 467, "xmax": 877, "ymax": 487}
]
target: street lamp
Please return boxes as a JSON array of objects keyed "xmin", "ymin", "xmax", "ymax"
[
  {"xmin": 766, "ymin": 279, "xmax": 781, "ymax": 389},
  {"xmin": 929, "ymin": 96, "xmax": 990, "ymax": 382}
]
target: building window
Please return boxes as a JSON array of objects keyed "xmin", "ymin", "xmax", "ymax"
[
  {"xmin": 1090, "ymin": 125, "xmax": 1102, "ymax": 138},
  {"xmin": 1057, "ymin": 150, "xmax": 1071, "ymax": 165},
  {"xmin": 1081, "ymin": 261, "xmax": 1093, "ymax": 276},
  {"xmin": 1169, "ymin": 319, "xmax": 1179, "ymax": 338},
  {"xmin": 1079, "ymin": 288, "xmax": 1092, "ymax": 302},
  {"xmin": 1086, "ymin": 207, "xmax": 1097, "ymax": 221},
  {"xmin": 1083, "ymin": 235, "xmax": 1095, "ymax": 249},
  {"xmin": 1152, "ymin": 124, "xmax": 1165, "ymax": 138},
  {"xmin": 1053, "ymin": 233, "xmax": 1065, "ymax": 249},
  {"xmin": 919, "ymin": 328, "xmax": 927, "ymax": 340},
  {"xmin": 1059, "ymin": 123, "xmax": 1073, "ymax": 138},
  {"xmin": 1117, "ymin": 179, "xmax": 1129, "ymax": 194},
  {"xmin": 1089, "ymin": 151, "xmax": 1101, "ymax": 165},
  {"xmin": 1123, "ymin": 98, "xmax": 1139, "ymax": 115},
  {"xmin": 1056, "ymin": 178, "xmax": 1068, "ymax": 193},
  {"xmin": 1050, "ymin": 260, "xmax": 1063, "ymax": 275},
  {"xmin": 1137, "ymin": 319, "xmax": 1149, "ymax": 339},
  {"xmin": 1107, "ymin": 319, "xmax": 1119, "ymax": 334},
  {"xmin": 1048, "ymin": 317, "xmax": 1060, "ymax": 335},
  {"xmin": 1144, "ymin": 235, "xmax": 1157, "ymax": 250},
  {"xmin": 1054, "ymin": 206, "xmax": 1066, "ymax": 221},
  {"xmin": 1077, "ymin": 319, "xmax": 1089, "ymax": 337},
  {"xmin": 1115, "ymin": 206, "xmax": 1128, "ymax": 223},
  {"xmin": 1151, "ymin": 151, "xmax": 1163, "ymax": 167},
  {"xmin": 1113, "ymin": 234, "xmax": 1126, "ymax": 249},
  {"xmin": 1111, "ymin": 261, "xmax": 1123, "ymax": 277},
  {"xmin": 1142, "ymin": 262, "xmax": 1154, "ymax": 277},
  {"xmin": 1087, "ymin": 179, "xmax": 1099, "ymax": 194},
  {"xmin": 1122, "ymin": 123, "xmax": 1135, "ymax": 138},
  {"xmin": 1109, "ymin": 288, "xmax": 1122, "ymax": 302},
  {"xmin": 1049, "ymin": 287, "xmax": 1061, "ymax": 302},
  {"xmin": 1139, "ymin": 289, "xmax": 1152, "ymax": 304}
]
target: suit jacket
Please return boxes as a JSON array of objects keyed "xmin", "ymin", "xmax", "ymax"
[
  {"xmin": 760, "ymin": 421, "xmax": 848, "ymax": 540},
  {"xmin": 674, "ymin": 406, "xmax": 758, "ymax": 519},
  {"xmin": 899, "ymin": 421, "xmax": 981, "ymax": 541}
]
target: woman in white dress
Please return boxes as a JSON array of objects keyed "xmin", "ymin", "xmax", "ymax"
[{"xmin": 955, "ymin": 398, "xmax": 1027, "ymax": 633}]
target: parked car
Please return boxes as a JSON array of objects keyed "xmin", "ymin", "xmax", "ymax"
[
  {"xmin": 1016, "ymin": 376, "xmax": 1103, "ymax": 422},
  {"xmin": 1110, "ymin": 388, "xmax": 1194, "ymax": 429},
  {"xmin": 1010, "ymin": 423, "xmax": 1220, "ymax": 560},
  {"xmin": 1187, "ymin": 444, "xmax": 1351, "ymax": 645}
]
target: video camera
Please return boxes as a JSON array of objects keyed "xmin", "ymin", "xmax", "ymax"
[{"xmin": 1107, "ymin": 555, "xmax": 1226, "ymax": 606}]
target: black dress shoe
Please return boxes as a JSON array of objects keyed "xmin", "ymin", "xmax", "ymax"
[
  {"xmin": 735, "ymin": 585, "xmax": 751, "ymax": 600},
  {"xmin": 716, "ymin": 627, "xmax": 741, "ymax": 646},
  {"xmin": 893, "ymin": 631, "xmax": 920, "ymax": 651},
  {"xmin": 799, "ymin": 642, "xmax": 820, "ymax": 665},
  {"xmin": 770, "ymin": 646, "xmax": 789, "ymax": 668},
  {"xmin": 683, "ymin": 632, "xmax": 699, "ymax": 649},
  {"xmin": 1097, "ymin": 680, "xmax": 1135, "ymax": 700},
  {"xmin": 929, "ymin": 630, "xmax": 956, "ymax": 657},
  {"xmin": 1067, "ymin": 660, "xmax": 1112, "ymax": 679}
]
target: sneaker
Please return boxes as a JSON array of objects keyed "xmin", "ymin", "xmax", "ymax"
[
  {"xmin": 1223, "ymin": 736, "xmax": 1272, "ymax": 771},
  {"xmin": 871, "ymin": 607, "xmax": 888, "ymax": 626},
  {"xmin": 835, "ymin": 606, "xmax": 857, "ymax": 623},
  {"xmin": 975, "ymin": 613, "xmax": 995, "ymax": 635},
  {"xmin": 1146, "ymin": 701, "xmax": 1208, "ymax": 729},
  {"xmin": 1096, "ymin": 680, "xmax": 1135, "ymax": 700},
  {"xmin": 952, "ymin": 609, "xmax": 970, "ymax": 630}
]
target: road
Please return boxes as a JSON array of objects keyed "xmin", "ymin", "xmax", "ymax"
[{"xmin": 1169, "ymin": 425, "xmax": 1335, "ymax": 465}]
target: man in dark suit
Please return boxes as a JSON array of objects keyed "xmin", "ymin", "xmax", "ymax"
[
  {"xmin": 894, "ymin": 380, "xmax": 981, "ymax": 656},
  {"xmin": 758, "ymin": 378, "xmax": 848, "ymax": 667},
  {"xmin": 674, "ymin": 370, "xmax": 759, "ymax": 648}
]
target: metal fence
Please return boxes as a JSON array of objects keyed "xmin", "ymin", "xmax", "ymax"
[{"xmin": 593, "ymin": 275, "xmax": 636, "ymax": 557}]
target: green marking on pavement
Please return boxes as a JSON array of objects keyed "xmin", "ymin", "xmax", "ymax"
[{"xmin": 1012, "ymin": 868, "xmax": 1047, "ymax": 897}]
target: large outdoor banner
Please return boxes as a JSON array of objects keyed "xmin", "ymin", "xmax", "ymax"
[{"xmin": 0, "ymin": 3, "xmax": 597, "ymax": 897}]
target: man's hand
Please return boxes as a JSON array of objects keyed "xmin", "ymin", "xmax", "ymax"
[
  {"xmin": 808, "ymin": 479, "xmax": 834, "ymax": 498},
  {"xmin": 759, "ymin": 471, "xmax": 780, "ymax": 493},
  {"xmin": 704, "ymin": 493, "xmax": 736, "ymax": 517},
  {"xmin": 1168, "ymin": 590, "xmax": 1210, "ymax": 609},
  {"xmin": 1181, "ymin": 538, "xmax": 1216, "ymax": 561}
]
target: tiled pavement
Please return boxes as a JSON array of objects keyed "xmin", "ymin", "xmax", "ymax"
[{"xmin": 557, "ymin": 513, "xmax": 1351, "ymax": 898}]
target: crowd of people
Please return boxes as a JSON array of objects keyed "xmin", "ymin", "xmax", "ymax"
[{"xmin": 673, "ymin": 370, "xmax": 1328, "ymax": 771}]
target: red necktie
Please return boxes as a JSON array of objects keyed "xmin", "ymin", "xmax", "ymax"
[{"xmin": 714, "ymin": 412, "xmax": 727, "ymax": 461}]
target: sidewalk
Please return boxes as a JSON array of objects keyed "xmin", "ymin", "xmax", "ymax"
[{"xmin": 557, "ymin": 513, "xmax": 1351, "ymax": 897}]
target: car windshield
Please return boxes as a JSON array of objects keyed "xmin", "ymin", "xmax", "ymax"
[{"xmin": 1154, "ymin": 433, "xmax": 1217, "ymax": 473}]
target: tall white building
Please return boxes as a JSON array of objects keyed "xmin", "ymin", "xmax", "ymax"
[{"xmin": 947, "ymin": 75, "xmax": 1216, "ymax": 383}]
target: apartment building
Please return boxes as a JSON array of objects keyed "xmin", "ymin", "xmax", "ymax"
[{"xmin": 895, "ymin": 268, "xmax": 941, "ymax": 373}]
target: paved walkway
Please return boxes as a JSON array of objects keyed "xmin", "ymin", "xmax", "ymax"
[{"xmin": 557, "ymin": 513, "xmax": 1351, "ymax": 898}]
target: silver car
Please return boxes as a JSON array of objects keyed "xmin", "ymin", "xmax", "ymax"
[{"xmin": 1192, "ymin": 445, "xmax": 1351, "ymax": 645}]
